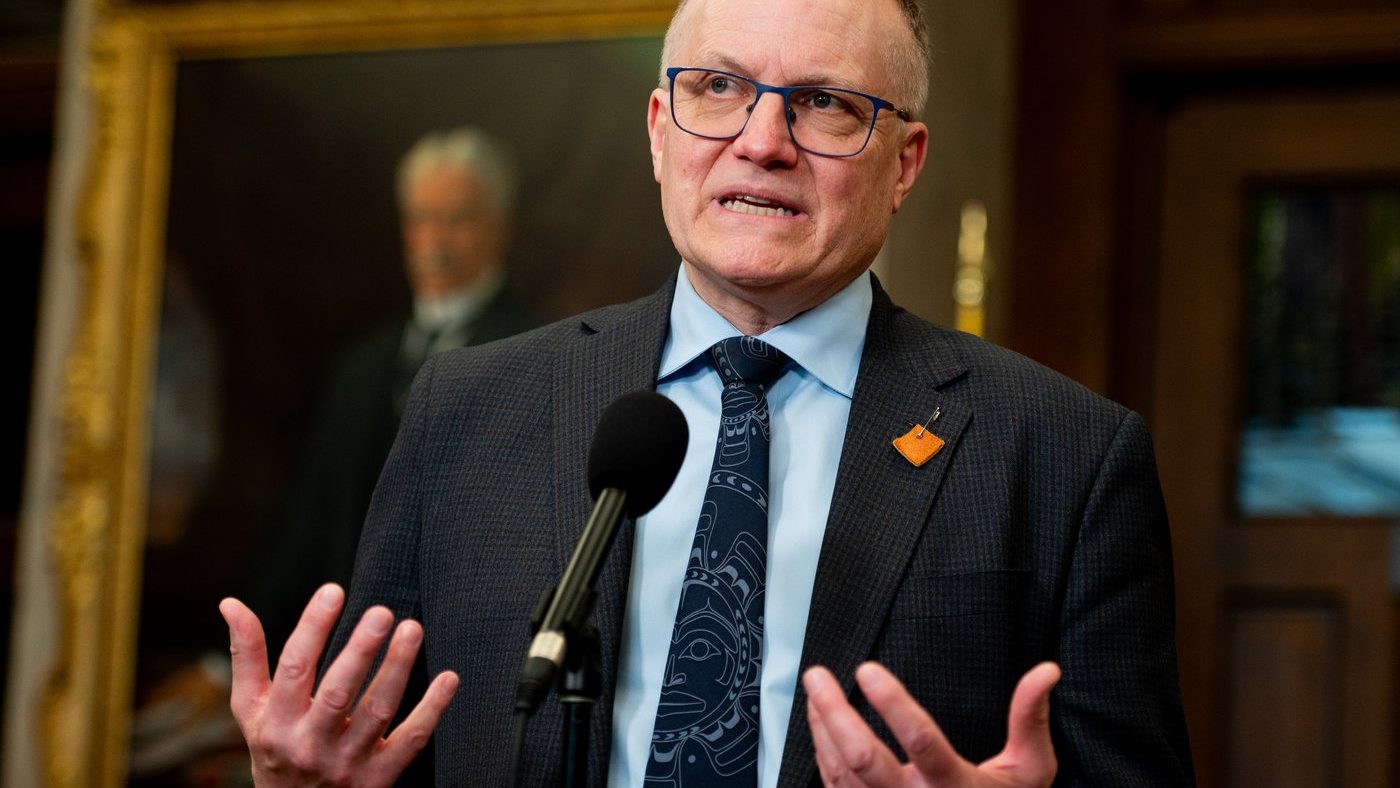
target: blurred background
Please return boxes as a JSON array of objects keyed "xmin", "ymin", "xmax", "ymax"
[{"xmin": 2, "ymin": 0, "xmax": 1398, "ymax": 786}]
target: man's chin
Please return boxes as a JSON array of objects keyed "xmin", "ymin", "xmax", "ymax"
[
  {"xmin": 411, "ymin": 273, "xmax": 468, "ymax": 297},
  {"xmin": 687, "ymin": 260, "xmax": 795, "ymax": 293}
]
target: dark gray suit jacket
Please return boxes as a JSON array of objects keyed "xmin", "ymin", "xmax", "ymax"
[
  {"xmin": 332, "ymin": 276, "xmax": 1194, "ymax": 786},
  {"xmin": 253, "ymin": 288, "xmax": 539, "ymax": 653}
]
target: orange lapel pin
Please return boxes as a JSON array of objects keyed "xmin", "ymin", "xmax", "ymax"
[{"xmin": 893, "ymin": 407, "xmax": 944, "ymax": 467}]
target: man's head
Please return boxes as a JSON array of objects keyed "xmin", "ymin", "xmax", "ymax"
[
  {"xmin": 396, "ymin": 127, "xmax": 518, "ymax": 302},
  {"xmin": 647, "ymin": 0, "xmax": 930, "ymax": 332}
]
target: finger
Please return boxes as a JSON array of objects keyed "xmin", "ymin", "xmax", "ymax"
[
  {"xmin": 854, "ymin": 661, "xmax": 968, "ymax": 784},
  {"xmin": 341, "ymin": 619, "xmax": 425, "ymax": 750},
  {"xmin": 265, "ymin": 583, "xmax": 344, "ymax": 721},
  {"xmin": 802, "ymin": 666, "xmax": 903, "ymax": 786},
  {"xmin": 305, "ymin": 606, "xmax": 395, "ymax": 736},
  {"xmin": 806, "ymin": 688, "xmax": 864, "ymax": 786},
  {"xmin": 372, "ymin": 670, "xmax": 460, "ymax": 780},
  {"xmin": 220, "ymin": 597, "xmax": 270, "ymax": 723},
  {"xmin": 998, "ymin": 662, "xmax": 1061, "ymax": 773}
]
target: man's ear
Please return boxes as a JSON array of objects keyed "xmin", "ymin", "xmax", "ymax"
[
  {"xmin": 890, "ymin": 120, "xmax": 929, "ymax": 213},
  {"xmin": 647, "ymin": 88, "xmax": 669, "ymax": 184}
]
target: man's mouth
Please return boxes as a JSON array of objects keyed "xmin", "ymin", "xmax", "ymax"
[
  {"xmin": 719, "ymin": 194, "xmax": 797, "ymax": 218},
  {"xmin": 413, "ymin": 252, "xmax": 459, "ymax": 274}
]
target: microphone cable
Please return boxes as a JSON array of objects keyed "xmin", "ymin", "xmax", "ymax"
[{"xmin": 509, "ymin": 709, "xmax": 529, "ymax": 787}]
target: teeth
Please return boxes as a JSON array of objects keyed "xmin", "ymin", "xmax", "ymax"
[{"xmin": 722, "ymin": 195, "xmax": 795, "ymax": 217}]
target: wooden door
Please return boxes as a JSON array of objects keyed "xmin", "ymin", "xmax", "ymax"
[{"xmin": 1153, "ymin": 89, "xmax": 1400, "ymax": 787}]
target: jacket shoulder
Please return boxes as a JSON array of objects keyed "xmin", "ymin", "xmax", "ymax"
[{"xmin": 878, "ymin": 303, "xmax": 1137, "ymax": 449}]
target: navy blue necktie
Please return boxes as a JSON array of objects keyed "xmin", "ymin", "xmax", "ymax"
[{"xmin": 647, "ymin": 336, "xmax": 791, "ymax": 786}]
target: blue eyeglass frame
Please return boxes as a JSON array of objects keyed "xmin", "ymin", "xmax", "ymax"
[{"xmin": 665, "ymin": 66, "xmax": 912, "ymax": 158}]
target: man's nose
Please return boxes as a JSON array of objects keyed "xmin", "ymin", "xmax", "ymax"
[
  {"xmin": 412, "ymin": 219, "xmax": 449, "ymax": 251},
  {"xmin": 426, "ymin": 214, "xmax": 459, "ymax": 238},
  {"xmin": 731, "ymin": 92, "xmax": 799, "ymax": 167}
]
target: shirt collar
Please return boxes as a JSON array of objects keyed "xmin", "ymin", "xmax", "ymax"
[{"xmin": 657, "ymin": 266, "xmax": 871, "ymax": 398}]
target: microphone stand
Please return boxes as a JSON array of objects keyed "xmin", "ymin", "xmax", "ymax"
[
  {"xmin": 516, "ymin": 586, "xmax": 603, "ymax": 788},
  {"xmin": 559, "ymin": 625, "xmax": 601, "ymax": 787},
  {"xmin": 511, "ymin": 390, "xmax": 687, "ymax": 786}
]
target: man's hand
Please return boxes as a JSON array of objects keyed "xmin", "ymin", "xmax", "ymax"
[
  {"xmin": 219, "ymin": 584, "xmax": 460, "ymax": 787},
  {"xmin": 804, "ymin": 661, "xmax": 1061, "ymax": 787}
]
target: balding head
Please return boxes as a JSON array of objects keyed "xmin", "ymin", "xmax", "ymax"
[{"xmin": 659, "ymin": 0, "xmax": 930, "ymax": 115}]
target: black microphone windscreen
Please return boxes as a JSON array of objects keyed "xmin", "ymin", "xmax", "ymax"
[{"xmin": 587, "ymin": 391, "xmax": 689, "ymax": 517}]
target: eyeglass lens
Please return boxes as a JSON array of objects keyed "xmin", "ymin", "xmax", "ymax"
[{"xmin": 670, "ymin": 69, "xmax": 879, "ymax": 156}]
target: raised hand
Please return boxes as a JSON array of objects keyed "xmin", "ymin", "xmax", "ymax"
[
  {"xmin": 804, "ymin": 661, "xmax": 1061, "ymax": 787},
  {"xmin": 219, "ymin": 584, "xmax": 459, "ymax": 787}
]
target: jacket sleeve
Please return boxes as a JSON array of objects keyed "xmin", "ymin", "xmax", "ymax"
[
  {"xmin": 324, "ymin": 354, "xmax": 437, "ymax": 662},
  {"xmin": 1051, "ymin": 410, "xmax": 1196, "ymax": 786}
]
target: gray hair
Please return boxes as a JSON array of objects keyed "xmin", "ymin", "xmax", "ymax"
[
  {"xmin": 658, "ymin": 0, "xmax": 930, "ymax": 116},
  {"xmin": 395, "ymin": 127, "xmax": 520, "ymax": 215}
]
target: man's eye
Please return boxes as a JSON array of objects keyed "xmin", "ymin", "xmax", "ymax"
[
  {"xmin": 804, "ymin": 91, "xmax": 852, "ymax": 113},
  {"xmin": 708, "ymin": 77, "xmax": 731, "ymax": 94}
]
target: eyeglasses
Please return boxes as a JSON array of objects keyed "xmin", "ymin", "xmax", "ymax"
[{"xmin": 665, "ymin": 66, "xmax": 911, "ymax": 158}]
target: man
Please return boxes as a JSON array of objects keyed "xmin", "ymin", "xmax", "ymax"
[
  {"xmin": 247, "ymin": 126, "xmax": 539, "ymax": 652},
  {"xmin": 130, "ymin": 128, "xmax": 539, "ymax": 780},
  {"xmin": 219, "ymin": 1, "xmax": 1194, "ymax": 786},
  {"xmin": 237, "ymin": 128, "xmax": 538, "ymax": 785}
]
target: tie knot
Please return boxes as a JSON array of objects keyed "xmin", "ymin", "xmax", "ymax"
[{"xmin": 710, "ymin": 336, "xmax": 790, "ymax": 387}]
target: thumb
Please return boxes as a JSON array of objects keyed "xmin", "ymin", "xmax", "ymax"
[
  {"xmin": 220, "ymin": 597, "xmax": 271, "ymax": 721},
  {"xmin": 1000, "ymin": 662, "xmax": 1060, "ymax": 779}
]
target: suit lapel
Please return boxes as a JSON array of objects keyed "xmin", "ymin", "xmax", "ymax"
[
  {"xmin": 778, "ymin": 281, "xmax": 971, "ymax": 785},
  {"xmin": 550, "ymin": 276, "xmax": 675, "ymax": 782}
]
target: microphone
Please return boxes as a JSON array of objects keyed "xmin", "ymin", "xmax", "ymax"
[{"xmin": 514, "ymin": 390, "xmax": 688, "ymax": 715}]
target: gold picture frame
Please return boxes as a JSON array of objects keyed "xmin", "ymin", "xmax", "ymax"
[{"xmin": 44, "ymin": 1, "xmax": 675, "ymax": 785}]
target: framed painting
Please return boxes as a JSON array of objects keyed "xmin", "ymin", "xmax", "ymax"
[{"xmin": 33, "ymin": 1, "xmax": 677, "ymax": 785}]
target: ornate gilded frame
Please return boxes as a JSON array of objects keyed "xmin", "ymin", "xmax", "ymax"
[{"xmin": 45, "ymin": 1, "xmax": 674, "ymax": 785}]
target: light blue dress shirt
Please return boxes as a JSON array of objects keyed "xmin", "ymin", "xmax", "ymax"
[{"xmin": 608, "ymin": 268, "xmax": 872, "ymax": 787}]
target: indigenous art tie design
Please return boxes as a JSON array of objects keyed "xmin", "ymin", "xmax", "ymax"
[{"xmin": 647, "ymin": 337, "xmax": 791, "ymax": 787}]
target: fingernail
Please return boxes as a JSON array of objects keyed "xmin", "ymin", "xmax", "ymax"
[
  {"xmin": 854, "ymin": 663, "xmax": 874, "ymax": 685},
  {"xmin": 365, "ymin": 608, "xmax": 392, "ymax": 635},
  {"xmin": 855, "ymin": 661, "xmax": 887, "ymax": 688},
  {"xmin": 318, "ymin": 584, "xmax": 343, "ymax": 610}
]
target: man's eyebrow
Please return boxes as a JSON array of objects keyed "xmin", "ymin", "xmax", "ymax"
[
  {"xmin": 789, "ymin": 73, "xmax": 864, "ymax": 91},
  {"xmin": 691, "ymin": 51, "xmax": 864, "ymax": 91},
  {"xmin": 692, "ymin": 52, "xmax": 752, "ymax": 76}
]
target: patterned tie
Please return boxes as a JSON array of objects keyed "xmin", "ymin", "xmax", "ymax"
[{"xmin": 647, "ymin": 336, "xmax": 791, "ymax": 787}]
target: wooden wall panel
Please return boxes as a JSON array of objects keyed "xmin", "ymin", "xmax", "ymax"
[
  {"xmin": 1008, "ymin": 0, "xmax": 1119, "ymax": 394},
  {"xmin": 1227, "ymin": 603, "xmax": 1341, "ymax": 787},
  {"xmin": 1013, "ymin": 2, "xmax": 1400, "ymax": 784}
]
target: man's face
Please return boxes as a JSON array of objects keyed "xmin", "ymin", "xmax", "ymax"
[
  {"xmin": 647, "ymin": 0, "xmax": 927, "ymax": 321},
  {"xmin": 400, "ymin": 165, "xmax": 508, "ymax": 301}
]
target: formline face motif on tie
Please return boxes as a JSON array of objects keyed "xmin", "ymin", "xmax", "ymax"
[{"xmin": 647, "ymin": 336, "xmax": 791, "ymax": 786}]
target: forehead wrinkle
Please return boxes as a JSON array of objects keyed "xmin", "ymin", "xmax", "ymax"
[
  {"xmin": 678, "ymin": 0, "xmax": 887, "ymax": 75},
  {"xmin": 689, "ymin": 48, "xmax": 876, "ymax": 95},
  {"xmin": 689, "ymin": 51, "xmax": 858, "ymax": 91},
  {"xmin": 689, "ymin": 51, "xmax": 758, "ymax": 77}
]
